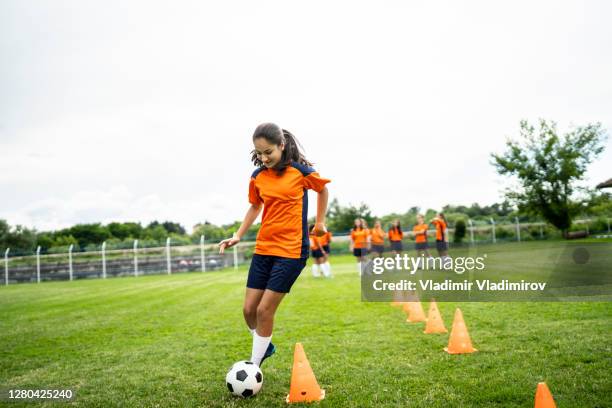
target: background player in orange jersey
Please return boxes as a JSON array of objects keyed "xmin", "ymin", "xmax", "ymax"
[
  {"xmin": 350, "ymin": 218, "xmax": 370, "ymax": 275},
  {"xmin": 218, "ymin": 123, "xmax": 330, "ymax": 367},
  {"xmin": 429, "ymin": 212, "xmax": 450, "ymax": 260},
  {"xmin": 369, "ymin": 220, "xmax": 386, "ymax": 258},
  {"xmin": 318, "ymin": 229, "xmax": 333, "ymax": 275},
  {"xmin": 309, "ymin": 225, "xmax": 331, "ymax": 278},
  {"xmin": 412, "ymin": 214, "xmax": 431, "ymax": 260},
  {"xmin": 388, "ymin": 219, "xmax": 403, "ymax": 255}
]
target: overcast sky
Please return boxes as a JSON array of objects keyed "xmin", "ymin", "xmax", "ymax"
[{"xmin": 1, "ymin": 0, "xmax": 611, "ymax": 233}]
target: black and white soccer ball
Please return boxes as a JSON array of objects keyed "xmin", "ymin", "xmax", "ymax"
[{"xmin": 225, "ymin": 361, "xmax": 263, "ymax": 398}]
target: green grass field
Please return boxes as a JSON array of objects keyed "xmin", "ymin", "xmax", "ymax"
[{"xmin": 1, "ymin": 242, "xmax": 611, "ymax": 407}]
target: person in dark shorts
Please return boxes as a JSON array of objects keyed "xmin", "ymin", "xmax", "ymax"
[
  {"xmin": 369, "ymin": 220, "xmax": 386, "ymax": 258},
  {"xmin": 430, "ymin": 213, "xmax": 449, "ymax": 258},
  {"xmin": 218, "ymin": 123, "xmax": 330, "ymax": 367},
  {"xmin": 412, "ymin": 214, "xmax": 431, "ymax": 260},
  {"xmin": 318, "ymin": 229, "xmax": 333, "ymax": 276},
  {"xmin": 309, "ymin": 225, "xmax": 331, "ymax": 278},
  {"xmin": 388, "ymin": 219, "xmax": 403, "ymax": 255},
  {"xmin": 350, "ymin": 218, "xmax": 370, "ymax": 275}
]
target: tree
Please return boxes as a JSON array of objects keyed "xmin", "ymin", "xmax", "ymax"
[
  {"xmin": 326, "ymin": 198, "xmax": 374, "ymax": 232},
  {"xmin": 492, "ymin": 119, "xmax": 607, "ymax": 236},
  {"xmin": 68, "ymin": 223, "xmax": 112, "ymax": 249},
  {"xmin": 107, "ymin": 222, "xmax": 143, "ymax": 240}
]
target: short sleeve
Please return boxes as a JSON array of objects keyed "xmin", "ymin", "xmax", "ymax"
[
  {"xmin": 303, "ymin": 172, "xmax": 331, "ymax": 192},
  {"xmin": 248, "ymin": 178, "xmax": 262, "ymax": 205}
]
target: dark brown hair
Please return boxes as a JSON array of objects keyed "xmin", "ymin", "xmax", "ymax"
[{"xmin": 251, "ymin": 123, "xmax": 312, "ymax": 174}]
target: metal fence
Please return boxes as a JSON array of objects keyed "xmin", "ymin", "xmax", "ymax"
[
  {"xmin": 2, "ymin": 218, "xmax": 611, "ymax": 285},
  {"xmin": 3, "ymin": 236, "xmax": 251, "ymax": 285}
]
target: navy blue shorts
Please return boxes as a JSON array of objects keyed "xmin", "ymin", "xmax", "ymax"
[
  {"xmin": 353, "ymin": 248, "xmax": 368, "ymax": 257},
  {"xmin": 322, "ymin": 245, "xmax": 330, "ymax": 254},
  {"xmin": 390, "ymin": 241, "xmax": 403, "ymax": 251},
  {"xmin": 247, "ymin": 254, "xmax": 307, "ymax": 293},
  {"xmin": 311, "ymin": 248, "xmax": 324, "ymax": 259},
  {"xmin": 415, "ymin": 242, "xmax": 429, "ymax": 250},
  {"xmin": 371, "ymin": 244, "xmax": 384, "ymax": 254},
  {"xmin": 436, "ymin": 240, "xmax": 448, "ymax": 251}
]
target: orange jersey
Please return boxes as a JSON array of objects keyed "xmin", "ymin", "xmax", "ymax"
[
  {"xmin": 319, "ymin": 231, "xmax": 332, "ymax": 246},
  {"xmin": 431, "ymin": 219, "xmax": 447, "ymax": 241},
  {"xmin": 309, "ymin": 234, "xmax": 322, "ymax": 250},
  {"xmin": 413, "ymin": 224, "xmax": 429, "ymax": 243},
  {"xmin": 388, "ymin": 227, "xmax": 403, "ymax": 242},
  {"xmin": 249, "ymin": 162, "xmax": 330, "ymax": 258},
  {"xmin": 351, "ymin": 228, "xmax": 370, "ymax": 249},
  {"xmin": 370, "ymin": 227, "xmax": 385, "ymax": 245}
]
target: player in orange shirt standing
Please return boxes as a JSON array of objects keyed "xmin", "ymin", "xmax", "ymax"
[
  {"xmin": 309, "ymin": 225, "xmax": 331, "ymax": 278},
  {"xmin": 369, "ymin": 220, "xmax": 386, "ymax": 258},
  {"xmin": 412, "ymin": 214, "xmax": 431, "ymax": 261},
  {"xmin": 218, "ymin": 123, "xmax": 330, "ymax": 367},
  {"xmin": 388, "ymin": 219, "xmax": 403, "ymax": 255},
  {"xmin": 318, "ymin": 229, "xmax": 333, "ymax": 277},
  {"xmin": 429, "ymin": 213, "xmax": 450, "ymax": 261},
  {"xmin": 350, "ymin": 218, "xmax": 370, "ymax": 275}
]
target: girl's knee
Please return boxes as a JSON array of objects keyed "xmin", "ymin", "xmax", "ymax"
[
  {"xmin": 243, "ymin": 303, "xmax": 257, "ymax": 317},
  {"xmin": 256, "ymin": 303, "xmax": 274, "ymax": 320}
]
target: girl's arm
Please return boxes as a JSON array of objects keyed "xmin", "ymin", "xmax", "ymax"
[
  {"xmin": 218, "ymin": 203, "xmax": 262, "ymax": 253},
  {"xmin": 313, "ymin": 186, "xmax": 329, "ymax": 235}
]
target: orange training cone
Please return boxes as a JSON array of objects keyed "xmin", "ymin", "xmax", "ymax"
[
  {"xmin": 403, "ymin": 301, "xmax": 426, "ymax": 323},
  {"xmin": 534, "ymin": 382, "xmax": 557, "ymax": 408},
  {"xmin": 286, "ymin": 343, "xmax": 325, "ymax": 403},
  {"xmin": 444, "ymin": 308, "xmax": 477, "ymax": 354},
  {"xmin": 424, "ymin": 299, "xmax": 448, "ymax": 334}
]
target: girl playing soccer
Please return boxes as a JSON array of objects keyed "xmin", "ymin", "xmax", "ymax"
[
  {"xmin": 350, "ymin": 218, "xmax": 370, "ymax": 275},
  {"xmin": 388, "ymin": 219, "xmax": 403, "ymax": 255},
  {"xmin": 218, "ymin": 123, "xmax": 330, "ymax": 367}
]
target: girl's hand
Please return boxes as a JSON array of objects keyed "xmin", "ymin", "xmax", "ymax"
[
  {"xmin": 313, "ymin": 222, "xmax": 327, "ymax": 237},
  {"xmin": 219, "ymin": 234, "xmax": 240, "ymax": 254}
]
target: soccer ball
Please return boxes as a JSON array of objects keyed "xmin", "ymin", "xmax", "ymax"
[{"xmin": 225, "ymin": 361, "xmax": 263, "ymax": 398}]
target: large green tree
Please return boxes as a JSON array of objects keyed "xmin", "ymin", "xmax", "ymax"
[{"xmin": 492, "ymin": 119, "xmax": 607, "ymax": 236}]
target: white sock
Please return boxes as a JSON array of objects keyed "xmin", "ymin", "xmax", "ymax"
[
  {"xmin": 250, "ymin": 332, "xmax": 272, "ymax": 366},
  {"xmin": 312, "ymin": 264, "xmax": 321, "ymax": 277},
  {"xmin": 322, "ymin": 262, "xmax": 332, "ymax": 278},
  {"xmin": 357, "ymin": 262, "xmax": 362, "ymax": 275}
]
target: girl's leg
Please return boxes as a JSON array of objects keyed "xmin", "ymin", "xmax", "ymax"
[
  {"xmin": 319, "ymin": 257, "xmax": 331, "ymax": 278},
  {"xmin": 312, "ymin": 258, "xmax": 322, "ymax": 277},
  {"xmin": 256, "ymin": 289, "xmax": 286, "ymax": 336},
  {"xmin": 250, "ymin": 289, "xmax": 285, "ymax": 366},
  {"xmin": 243, "ymin": 288, "xmax": 265, "ymax": 331}
]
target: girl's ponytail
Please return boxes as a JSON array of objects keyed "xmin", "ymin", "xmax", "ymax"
[{"xmin": 281, "ymin": 129, "xmax": 313, "ymax": 168}]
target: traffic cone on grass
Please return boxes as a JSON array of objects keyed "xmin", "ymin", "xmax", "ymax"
[
  {"xmin": 444, "ymin": 308, "xmax": 477, "ymax": 354},
  {"xmin": 403, "ymin": 301, "xmax": 426, "ymax": 322},
  {"xmin": 424, "ymin": 299, "xmax": 447, "ymax": 334},
  {"xmin": 534, "ymin": 382, "xmax": 556, "ymax": 408},
  {"xmin": 286, "ymin": 343, "xmax": 325, "ymax": 403}
]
